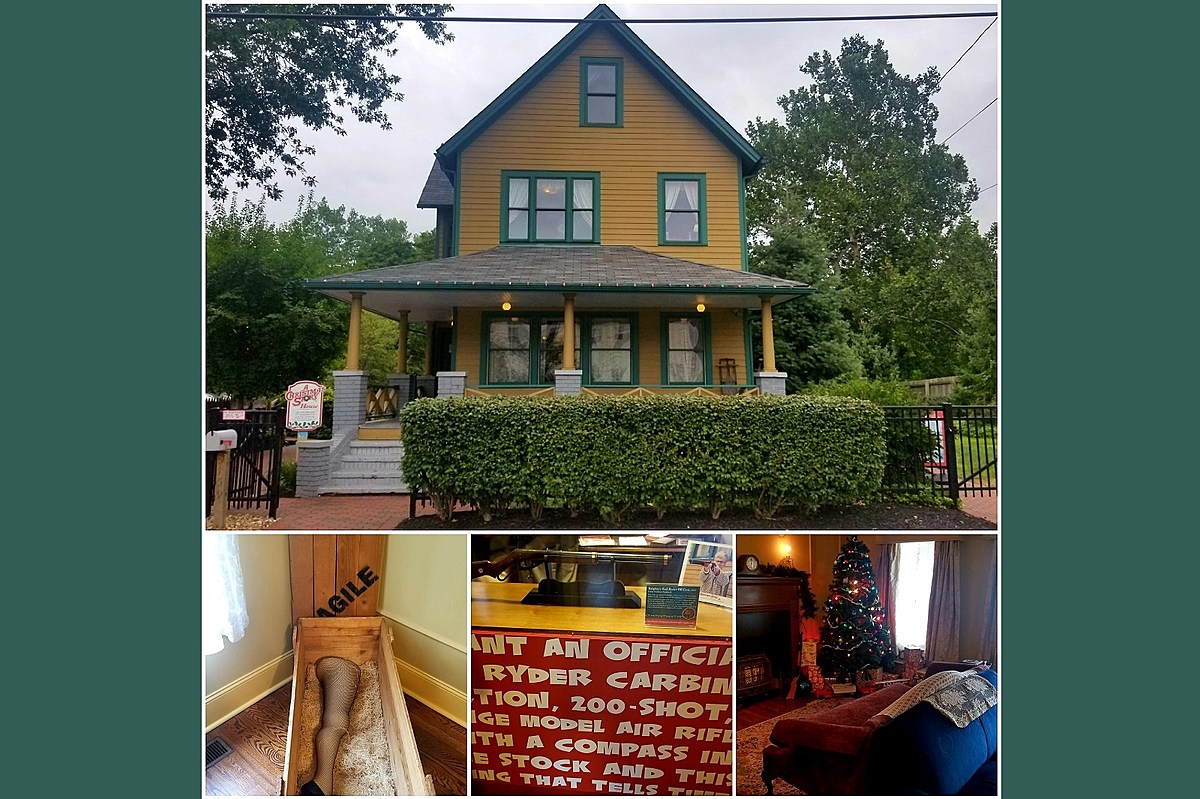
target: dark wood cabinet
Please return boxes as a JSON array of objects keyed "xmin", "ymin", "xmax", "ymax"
[{"xmin": 737, "ymin": 576, "xmax": 802, "ymax": 692}]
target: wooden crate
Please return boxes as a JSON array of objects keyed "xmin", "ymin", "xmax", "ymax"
[{"xmin": 281, "ymin": 616, "xmax": 432, "ymax": 796}]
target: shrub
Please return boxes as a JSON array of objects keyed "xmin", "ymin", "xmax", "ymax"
[
  {"xmin": 280, "ymin": 460, "xmax": 297, "ymax": 497},
  {"xmin": 803, "ymin": 378, "xmax": 920, "ymax": 406},
  {"xmin": 400, "ymin": 394, "xmax": 885, "ymax": 521}
]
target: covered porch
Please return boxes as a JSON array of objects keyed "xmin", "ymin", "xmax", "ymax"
[{"xmin": 295, "ymin": 246, "xmax": 810, "ymax": 495}]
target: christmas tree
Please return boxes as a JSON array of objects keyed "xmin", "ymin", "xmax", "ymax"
[{"xmin": 817, "ymin": 536, "xmax": 894, "ymax": 682}]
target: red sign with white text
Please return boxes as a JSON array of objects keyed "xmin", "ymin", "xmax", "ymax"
[{"xmin": 470, "ymin": 629, "xmax": 733, "ymax": 796}]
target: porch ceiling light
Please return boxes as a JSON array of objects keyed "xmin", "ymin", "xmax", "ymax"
[
  {"xmin": 695, "ymin": 302, "xmax": 706, "ymax": 313},
  {"xmin": 501, "ymin": 301, "xmax": 512, "ymax": 311}
]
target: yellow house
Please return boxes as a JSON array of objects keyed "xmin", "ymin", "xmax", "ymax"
[{"xmin": 298, "ymin": 5, "xmax": 811, "ymax": 495}]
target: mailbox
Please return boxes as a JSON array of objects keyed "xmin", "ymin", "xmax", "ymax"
[{"xmin": 205, "ymin": 429, "xmax": 239, "ymax": 452}]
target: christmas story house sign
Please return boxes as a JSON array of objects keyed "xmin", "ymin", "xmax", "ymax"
[{"xmin": 285, "ymin": 380, "xmax": 325, "ymax": 432}]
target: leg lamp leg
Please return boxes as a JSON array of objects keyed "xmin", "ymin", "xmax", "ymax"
[{"xmin": 301, "ymin": 657, "xmax": 361, "ymax": 796}]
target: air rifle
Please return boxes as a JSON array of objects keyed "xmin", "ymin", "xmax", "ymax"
[{"xmin": 471, "ymin": 548, "xmax": 675, "ymax": 609}]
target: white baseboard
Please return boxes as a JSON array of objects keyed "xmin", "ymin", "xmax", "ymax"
[
  {"xmin": 394, "ymin": 656, "xmax": 468, "ymax": 729},
  {"xmin": 205, "ymin": 652, "xmax": 294, "ymax": 732}
]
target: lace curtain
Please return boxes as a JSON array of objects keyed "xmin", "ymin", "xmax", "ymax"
[{"xmin": 203, "ymin": 533, "xmax": 249, "ymax": 655}]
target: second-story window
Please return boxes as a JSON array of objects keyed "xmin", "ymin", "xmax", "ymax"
[
  {"xmin": 658, "ymin": 173, "xmax": 707, "ymax": 245},
  {"xmin": 503, "ymin": 172, "xmax": 599, "ymax": 244},
  {"xmin": 580, "ymin": 57, "xmax": 623, "ymax": 126}
]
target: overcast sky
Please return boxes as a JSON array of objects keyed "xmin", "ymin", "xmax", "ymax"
[{"xmin": 210, "ymin": 2, "xmax": 998, "ymax": 236}]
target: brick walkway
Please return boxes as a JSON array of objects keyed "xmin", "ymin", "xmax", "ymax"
[
  {"xmin": 269, "ymin": 494, "xmax": 429, "ymax": 530},
  {"xmin": 960, "ymin": 493, "xmax": 997, "ymax": 524}
]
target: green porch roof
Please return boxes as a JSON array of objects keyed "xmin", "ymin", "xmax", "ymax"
[
  {"xmin": 304, "ymin": 245, "xmax": 811, "ymax": 323},
  {"xmin": 434, "ymin": 4, "xmax": 762, "ymax": 177}
]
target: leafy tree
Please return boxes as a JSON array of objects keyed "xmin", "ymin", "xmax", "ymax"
[
  {"xmin": 749, "ymin": 229, "xmax": 862, "ymax": 389},
  {"xmin": 745, "ymin": 35, "xmax": 995, "ymax": 384},
  {"xmin": 746, "ymin": 34, "xmax": 978, "ymax": 277},
  {"xmin": 205, "ymin": 199, "xmax": 348, "ymax": 401},
  {"xmin": 206, "ymin": 196, "xmax": 437, "ymax": 398},
  {"xmin": 206, "ymin": 4, "xmax": 454, "ymax": 202}
]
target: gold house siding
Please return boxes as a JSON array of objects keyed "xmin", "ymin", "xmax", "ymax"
[{"xmin": 457, "ymin": 29, "xmax": 743, "ymax": 269}]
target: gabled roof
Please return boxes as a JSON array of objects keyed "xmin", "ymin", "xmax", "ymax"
[
  {"xmin": 416, "ymin": 161, "xmax": 454, "ymax": 208},
  {"xmin": 304, "ymin": 245, "xmax": 810, "ymax": 322},
  {"xmin": 434, "ymin": 4, "xmax": 762, "ymax": 176}
]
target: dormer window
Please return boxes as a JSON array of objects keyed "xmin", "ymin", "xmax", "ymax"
[{"xmin": 580, "ymin": 57, "xmax": 623, "ymax": 126}]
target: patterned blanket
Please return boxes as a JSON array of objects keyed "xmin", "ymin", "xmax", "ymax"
[{"xmin": 878, "ymin": 669, "xmax": 997, "ymax": 729}]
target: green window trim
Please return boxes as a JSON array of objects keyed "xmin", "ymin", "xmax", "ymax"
[
  {"xmin": 480, "ymin": 312, "xmax": 639, "ymax": 387},
  {"xmin": 579, "ymin": 57, "xmax": 623, "ymax": 127},
  {"xmin": 579, "ymin": 313, "xmax": 639, "ymax": 386},
  {"xmin": 660, "ymin": 313, "xmax": 712, "ymax": 386},
  {"xmin": 500, "ymin": 170, "xmax": 601, "ymax": 245},
  {"xmin": 657, "ymin": 173, "xmax": 708, "ymax": 246}
]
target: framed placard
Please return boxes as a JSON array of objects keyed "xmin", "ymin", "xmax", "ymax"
[
  {"xmin": 679, "ymin": 540, "xmax": 734, "ymax": 608},
  {"xmin": 644, "ymin": 583, "xmax": 700, "ymax": 627}
]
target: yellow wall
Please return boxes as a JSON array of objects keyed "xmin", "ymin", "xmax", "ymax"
[
  {"xmin": 205, "ymin": 535, "xmax": 294, "ymax": 699},
  {"xmin": 205, "ymin": 534, "xmax": 468, "ymax": 729},
  {"xmin": 378, "ymin": 534, "xmax": 469, "ymax": 725},
  {"xmin": 458, "ymin": 28, "xmax": 743, "ymax": 269},
  {"xmin": 457, "ymin": 306, "xmax": 745, "ymax": 387},
  {"xmin": 736, "ymin": 533, "xmax": 815, "ymax": 573}
]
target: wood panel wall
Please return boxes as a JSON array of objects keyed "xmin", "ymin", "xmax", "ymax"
[{"xmin": 288, "ymin": 534, "xmax": 386, "ymax": 621}]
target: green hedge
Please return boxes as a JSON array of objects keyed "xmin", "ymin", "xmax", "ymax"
[{"xmin": 400, "ymin": 394, "xmax": 886, "ymax": 522}]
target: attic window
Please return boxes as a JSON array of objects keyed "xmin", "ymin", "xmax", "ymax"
[{"xmin": 580, "ymin": 57, "xmax": 623, "ymax": 126}]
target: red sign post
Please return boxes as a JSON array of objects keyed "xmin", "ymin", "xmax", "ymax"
[{"xmin": 471, "ymin": 629, "xmax": 733, "ymax": 795}]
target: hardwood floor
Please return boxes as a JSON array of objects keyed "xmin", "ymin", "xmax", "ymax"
[
  {"xmin": 205, "ymin": 684, "xmax": 467, "ymax": 796},
  {"xmin": 736, "ymin": 694, "xmax": 822, "ymax": 731}
]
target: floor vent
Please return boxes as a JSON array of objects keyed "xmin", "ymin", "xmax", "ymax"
[{"xmin": 206, "ymin": 737, "xmax": 234, "ymax": 768}]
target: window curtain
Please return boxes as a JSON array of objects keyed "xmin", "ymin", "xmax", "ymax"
[
  {"xmin": 873, "ymin": 542, "xmax": 899, "ymax": 661},
  {"xmin": 203, "ymin": 533, "xmax": 249, "ymax": 655},
  {"xmin": 572, "ymin": 180, "xmax": 593, "ymax": 239},
  {"xmin": 924, "ymin": 540, "xmax": 960, "ymax": 663},
  {"xmin": 976, "ymin": 538, "xmax": 998, "ymax": 666}
]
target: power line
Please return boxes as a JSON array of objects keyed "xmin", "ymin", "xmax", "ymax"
[
  {"xmin": 979, "ymin": 183, "xmax": 997, "ymax": 194},
  {"xmin": 938, "ymin": 18, "xmax": 997, "ymax": 86},
  {"xmin": 205, "ymin": 11, "xmax": 998, "ymax": 25},
  {"xmin": 941, "ymin": 98, "xmax": 996, "ymax": 144}
]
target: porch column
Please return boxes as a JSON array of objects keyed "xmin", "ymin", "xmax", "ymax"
[
  {"xmin": 755, "ymin": 296, "xmax": 788, "ymax": 395},
  {"xmin": 563, "ymin": 294, "xmax": 576, "ymax": 370},
  {"xmin": 555, "ymin": 294, "xmax": 583, "ymax": 395},
  {"xmin": 346, "ymin": 291, "xmax": 364, "ymax": 371},
  {"xmin": 389, "ymin": 310, "xmax": 415, "ymax": 412},
  {"xmin": 396, "ymin": 310, "xmax": 410, "ymax": 374},
  {"xmin": 424, "ymin": 323, "xmax": 434, "ymax": 375},
  {"xmin": 761, "ymin": 296, "xmax": 776, "ymax": 372}
]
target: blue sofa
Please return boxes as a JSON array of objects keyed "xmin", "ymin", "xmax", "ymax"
[
  {"xmin": 762, "ymin": 669, "xmax": 997, "ymax": 795},
  {"xmin": 862, "ymin": 668, "xmax": 998, "ymax": 794}
]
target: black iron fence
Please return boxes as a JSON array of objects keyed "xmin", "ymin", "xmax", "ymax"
[
  {"xmin": 206, "ymin": 408, "xmax": 285, "ymax": 518},
  {"xmin": 880, "ymin": 403, "xmax": 997, "ymax": 501}
]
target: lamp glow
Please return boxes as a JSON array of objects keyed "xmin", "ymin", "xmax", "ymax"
[
  {"xmin": 696, "ymin": 303, "xmax": 706, "ymax": 313},
  {"xmin": 501, "ymin": 301, "xmax": 512, "ymax": 311}
]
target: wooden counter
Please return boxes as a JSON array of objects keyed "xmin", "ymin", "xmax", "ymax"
[{"xmin": 471, "ymin": 581, "xmax": 733, "ymax": 639}]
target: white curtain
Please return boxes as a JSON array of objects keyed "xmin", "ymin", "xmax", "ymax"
[
  {"xmin": 203, "ymin": 534, "xmax": 249, "ymax": 655},
  {"xmin": 925, "ymin": 540, "xmax": 961, "ymax": 663},
  {"xmin": 508, "ymin": 178, "xmax": 529, "ymax": 208}
]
